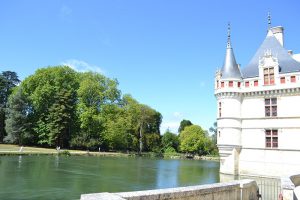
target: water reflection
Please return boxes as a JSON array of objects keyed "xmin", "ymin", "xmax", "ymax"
[
  {"xmin": 55, "ymin": 155, "xmax": 59, "ymax": 168},
  {"xmin": 18, "ymin": 155, "xmax": 22, "ymax": 169},
  {"xmin": 156, "ymin": 160, "xmax": 179, "ymax": 188}
]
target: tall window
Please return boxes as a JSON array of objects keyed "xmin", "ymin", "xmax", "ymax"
[
  {"xmin": 221, "ymin": 82, "xmax": 224, "ymax": 88},
  {"xmin": 265, "ymin": 130, "xmax": 278, "ymax": 148},
  {"xmin": 264, "ymin": 67, "xmax": 275, "ymax": 85},
  {"xmin": 265, "ymin": 98, "xmax": 277, "ymax": 117},
  {"xmin": 219, "ymin": 102, "xmax": 222, "ymax": 118},
  {"xmin": 280, "ymin": 77, "xmax": 285, "ymax": 84},
  {"xmin": 229, "ymin": 81, "xmax": 233, "ymax": 87},
  {"xmin": 245, "ymin": 81, "xmax": 249, "ymax": 87},
  {"xmin": 254, "ymin": 80, "xmax": 258, "ymax": 86}
]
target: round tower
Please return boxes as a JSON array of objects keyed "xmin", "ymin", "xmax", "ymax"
[{"xmin": 215, "ymin": 24, "xmax": 242, "ymax": 175}]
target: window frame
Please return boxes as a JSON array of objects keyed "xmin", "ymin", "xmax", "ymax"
[
  {"xmin": 265, "ymin": 98, "xmax": 277, "ymax": 117},
  {"xmin": 265, "ymin": 129, "xmax": 278, "ymax": 148},
  {"xmin": 263, "ymin": 67, "xmax": 275, "ymax": 85}
]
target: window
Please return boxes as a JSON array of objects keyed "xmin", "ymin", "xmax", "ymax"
[
  {"xmin": 221, "ymin": 82, "xmax": 224, "ymax": 88},
  {"xmin": 291, "ymin": 76, "xmax": 296, "ymax": 83},
  {"xmin": 245, "ymin": 81, "xmax": 249, "ymax": 87},
  {"xmin": 254, "ymin": 80, "xmax": 258, "ymax": 86},
  {"xmin": 280, "ymin": 77, "xmax": 285, "ymax": 84},
  {"xmin": 264, "ymin": 67, "xmax": 275, "ymax": 85},
  {"xmin": 265, "ymin": 130, "xmax": 278, "ymax": 148},
  {"xmin": 229, "ymin": 81, "xmax": 233, "ymax": 87},
  {"xmin": 219, "ymin": 102, "xmax": 222, "ymax": 118},
  {"xmin": 265, "ymin": 98, "xmax": 277, "ymax": 117},
  {"xmin": 238, "ymin": 82, "xmax": 241, "ymax": 87}
]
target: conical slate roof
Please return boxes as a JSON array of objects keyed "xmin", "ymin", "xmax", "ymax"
[
  {"xmin": 220, "ymin": 40, "xmax": 242, "ymax": 80},
  {"xmin": 242, "ymin": 30, "xmax": 300, "ymax": 78}
]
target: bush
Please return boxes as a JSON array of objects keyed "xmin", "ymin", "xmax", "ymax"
[{"xmin": 58, "ymin": 150, "xmax": 71, "ymax": 156}]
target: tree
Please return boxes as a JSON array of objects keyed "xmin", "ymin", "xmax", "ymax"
[
  {"xmin": 161, "ymin": 129, "xmax": 179, "ymax": 152},
  {"xmin": 179, "ymin": 125, "xmax": 207, "ymax": 155},
  {"xmin": 21, "ymin": 66, "xmax": 78, "ymax": 147},
  {"xmin": 5, "ymin": 87, "xmax": 31, "ymax": 145},
  {"xmin": 209, "ymin": 121, "xmax": 218, "ymax": 155},
  {"xmin": 0, "ymin": 71, "xmax": 20, "ymax": 142},
  {"xmin": 178, "ymin": 119, "xmax": 193, "ymax": 133},
  {"xmin": 209, "ymin": 122, "xmax": 217, "ymax": 145},
  {"xmin": 71, "ymin": 72, "xmax": 121, "ymax": 150},
  {"xmin": 122, "ymin": 94, "xmax": 162, "ymax": 153}
]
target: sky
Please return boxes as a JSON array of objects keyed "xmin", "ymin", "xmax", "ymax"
[{"xmin": 0, "ymin": 0, "xmax": 300, "ymax": 134}]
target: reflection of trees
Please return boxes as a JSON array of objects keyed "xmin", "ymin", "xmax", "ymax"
[
  {"xmin": 155, "ymin": 160, "xmax": 179, "ymax": 188},
  {"xmin": 177, "ymin": 160, "xmax": 220, "ymax": 186}
]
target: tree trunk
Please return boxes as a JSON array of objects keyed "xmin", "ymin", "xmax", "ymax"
[
  {"xmin": 139, "ymin": 123, "xmax": 143, "ymax": 154},
  {"xmin": 0, "ymin": 111, "xmax": 5, "ymax": 143}
]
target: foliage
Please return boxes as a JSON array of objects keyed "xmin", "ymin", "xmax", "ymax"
[
  {"xmin": 0, "ymin": 71, "xmax": 20, "ymax": 142},
  {"xmin": 209, "ymin": 121, "xmax": 218, "ymax": 155},
  {"xmin": 3, "ymin": 66, "xmax": 162, "ymax": 152},
  {"xmin": 4, "ymin": 87, "xmax": 31, "ymax": 145},
  {"xmin": 161, "ymin": 130, "xmax": 179, "ymax": 152},
  {"xmin": 164, "ymin": 146, "xmax": 177, "ymax": 154},
  {"xmin": 178, "ymin": 119, "xmax": 193, "ymax": 133},
  {"xmin": 21, "ymin": 66, "xmax": 78, "ymax": 147},
  {"xmin": 179, "ymin": 125, "xmax": 212, "ymax": 155}
]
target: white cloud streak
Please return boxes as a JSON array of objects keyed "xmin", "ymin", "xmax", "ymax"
[{"xmin": 61, "ymin": 59, "xmax": 105, "ymax": 74}]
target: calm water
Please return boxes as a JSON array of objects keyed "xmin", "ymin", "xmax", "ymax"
[{"xmin": 0, "ymin": 155, "xmax": 220, "ymax": 200}]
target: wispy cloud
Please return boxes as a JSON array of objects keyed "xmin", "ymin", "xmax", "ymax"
[
  {"xmin": 61, "ymin": 59, "xmax": 105, "ymax": 74},
  {"xmin": 59, "ymin": 5, "xmax": 72, "ymax": 18},
  {"xmin": 173, "ymin": 112, "xmax": 182, "ymax": 118}
]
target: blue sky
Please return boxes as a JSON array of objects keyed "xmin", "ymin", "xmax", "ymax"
[{"xmin": 0, "ymin": 0, "xmax": 300, "ymax": 133}]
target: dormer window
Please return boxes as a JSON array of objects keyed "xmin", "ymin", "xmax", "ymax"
[
  {"xmin": 264, "ymin": 67, "xmax": 275, "ymax": 85},
  {"xmin": 291, "ymin": 76, "xmax": 296, "ymax": 83}
]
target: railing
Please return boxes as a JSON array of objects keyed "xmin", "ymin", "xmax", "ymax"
[{"xmin": 256, "ymin": 178, "xmax": 281, "ymax": 200}]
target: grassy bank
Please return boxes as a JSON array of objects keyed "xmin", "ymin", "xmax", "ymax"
[
  {"xmin": 0, "ymin": 144, "xmax": 219, "ymax": 161},
  {"xmin": 0, "ymin": 144, "xmax": 132, "ymax": 157}
]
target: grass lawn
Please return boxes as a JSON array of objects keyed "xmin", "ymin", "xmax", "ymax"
[{"xmin": 0, "ymin": 144, "xmax": 131, "ymax": 157}]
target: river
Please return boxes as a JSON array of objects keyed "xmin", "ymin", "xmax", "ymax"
[{"xmin": 0, "ymin": 155, "xmax": 220, "ymax": 200}]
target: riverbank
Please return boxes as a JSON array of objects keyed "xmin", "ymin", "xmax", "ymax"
[{"xmin": 0, "ymin": 144, "xmax": 219, "ymax": 160}]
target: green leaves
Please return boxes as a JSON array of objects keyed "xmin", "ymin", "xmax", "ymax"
[
  {"xmin": 4, "ymin": 66, "xmax": 162, "ymax": 152},
  {"xmin": 179, "ymin": 125, "xmax": 208, "ymax": 155}
]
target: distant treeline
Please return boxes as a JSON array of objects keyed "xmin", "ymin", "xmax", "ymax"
[{"xmin": 0, "ymin": 66, "xmax": 217, "ymax": 155}]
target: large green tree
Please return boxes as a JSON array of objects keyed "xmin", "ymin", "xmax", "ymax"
[
  {"xmin": 71, "ymin": 72, "xmax": 121, "ymax": 150},
  {"xmin": 179, "ymin": 125, "xmax": 211, "ymax": 155},
  {"xmin": 21, "ymin": 66, "xmax": 78, "ymax": 147},
  {"xmin": 178, "ymin": 119, "xmax": 193, "ymax": 133},
  {"xmin": 5, "ymin": 87, "xmax": 31, "ymax": 145},
  {"xmin": 0, "ymin": 71, "xmax": 20, "ymax": 142}
]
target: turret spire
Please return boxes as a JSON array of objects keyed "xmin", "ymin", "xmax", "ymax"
[
  {"xmin": 268, "ymin": 12, "xmax": 272, "ymax": 30},
  {"xmin": 227, "ymin": 22, "xmax": 231, "ymax": 48},
  {"xmin": 221, "ymin": 23, "xmax": 242, "ymax": 80}
]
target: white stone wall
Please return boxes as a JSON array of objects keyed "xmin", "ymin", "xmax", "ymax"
[{"xmin": 239, "ymin": 149, "xmax": 300, "ymax": 177}]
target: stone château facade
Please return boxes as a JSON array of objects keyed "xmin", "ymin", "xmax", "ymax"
[{"xmin": 215, "ymin": 20, "xmax": 300, "ymax": 177}]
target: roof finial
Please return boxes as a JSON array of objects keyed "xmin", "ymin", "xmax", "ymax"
[
  {"xmin": 227, "ymin": 22, "xmax": 231, "ymax": 48},
  {"xmin": 268, "ymin": 12, "xmax": 272, "ymax": 29}
]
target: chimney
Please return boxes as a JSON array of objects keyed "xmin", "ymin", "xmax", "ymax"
[{"xmin": 270, "ymin": 26, "xmax": 284, "ymax": 46}]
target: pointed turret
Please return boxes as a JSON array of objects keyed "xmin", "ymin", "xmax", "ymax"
[{"xmin": 220, "ymin": 23, "xmax": 242, "ymax": 80}]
